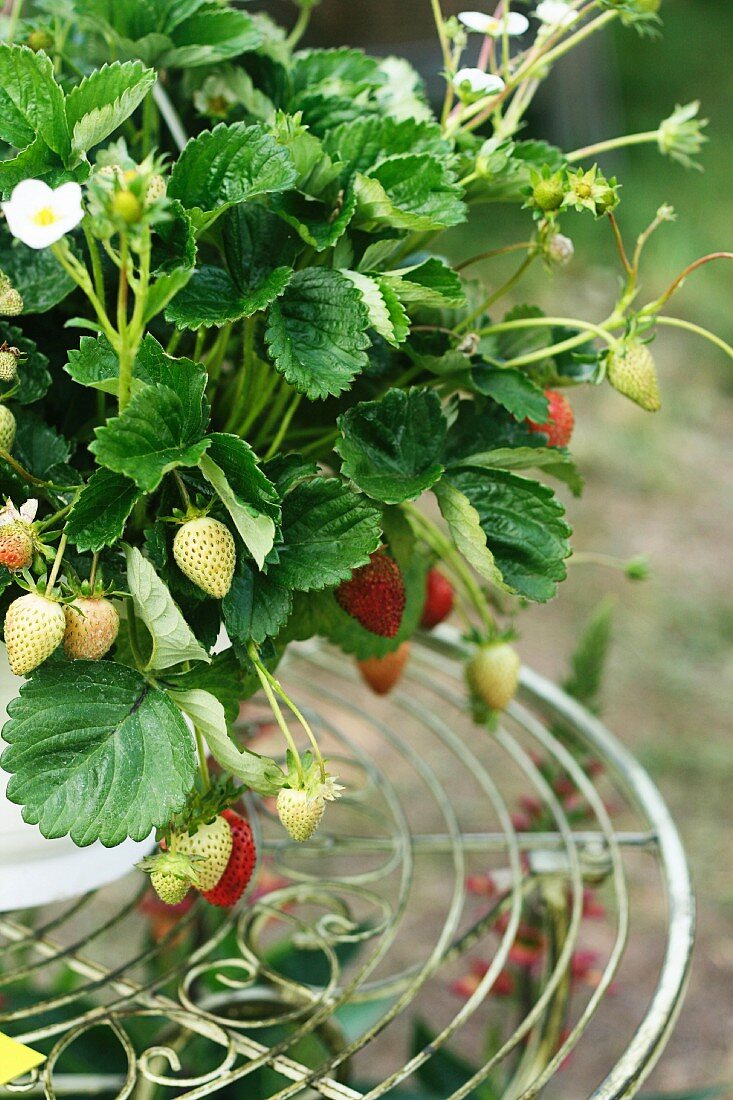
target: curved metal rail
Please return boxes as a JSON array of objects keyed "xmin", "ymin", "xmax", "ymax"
[{"xmin": 0, "ymin": 630, "xmax": 694, "ymax": 1098}]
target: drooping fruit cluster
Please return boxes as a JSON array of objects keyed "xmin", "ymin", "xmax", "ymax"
[
  {"xmin": 335, "ymin": 549, "xmax": 406, "ymax": 638},
  {"xmin": 145, "ymin": 809, "xmax": 256, "ymax": 909},
  {"xmin": 607, "ymin": 342, "xmax": 661, "ymax": 412},
  {"xmin": 466, "ymin": 641, "xmax": 521, "ymax": 713},
  {"xmin": 63, "ymin": 596, "xmax": 120, "ymax": 660},
  {"xmin": 173, "ymin": 516, "xmax": 236, "ymax": 599},
  {"xmin": 5, "ymin": 592, "xmax": 65, "ymax": 676},
  {"xmin": 526, "ymin": 390, "xmax": 574, "ymax": 448}
]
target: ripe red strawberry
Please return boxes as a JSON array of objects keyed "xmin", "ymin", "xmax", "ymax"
[
  {"xmin": 173, "ymin": 516, "xmax": 236, "ymax": 599},
  {"xmin": 526, "ymin": 390, "xmax": 574, "ymax": 448},
  {"xmin": 201, "ymin": 809, "xmax": 257, "ymax": 907},
  {"xmin": 4, "ymin": 592, "xmax": 65, "ymax": 675},
  {"xmin": 63, "ymin": 596, "xmax": 120, "ymax": 660},
  {"xmin": 358, "ymin": 642, "xmax": 411, "ymax": 695},
  {"xmin": 276, "ymin": 787, "xmax": 326, "ymax": 842},
  {"xmin": 0, "ymin": 521, "xmax": 33, "ymax": 571},
  {"xmin": 0, "ymin": 405, "xmax": 16, "ymax": 452},
  {"xmin": 175, "ymin": 815, "xmax": 233, "ymax": 891},
  {"xmin": 420, "ymin": 568, "xmax": 454, "ymax": 629},
  {"xmin": 335, "ymin": 549, "xmax": 406, "ymax": 638},
  {"xmin": 466, "ymin": 641, "xmax": 521, "ymax": 711}
]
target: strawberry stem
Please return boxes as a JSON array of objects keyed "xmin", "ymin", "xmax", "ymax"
[
  {"xmin": 248, "ymin": 643, "xmax": 305, "ymax": 786},
  {"xmin": 194, "ymin": 725, "xmax": 211, "ymax": 790},
  {"xmin": 260, "ymin": 665, "xmax": 326, "ymax": 782},
  {"xmin": 47, "ymin": 533, "xmax": 67, "ymax": 594}
]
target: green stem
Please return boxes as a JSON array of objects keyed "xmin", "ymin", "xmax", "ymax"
[
  {"xmin": 89, "ymin": 552, "xmax": 99, "ymax": 592},
  {"xmin": 264, "ymin": 393, "xmax": 302, "ymax": 460},
  {"xmin": 6, "ymin": 0, "xmax": 24, "ymax": 44},
  {"xmin": 47, "ymin": 533, "xmax": 67, "ymax": 594},
  {"xmin": 457, "ymin": 254, "xmax": 536, "ymax": 333},
  {"xmin": 126, "ymin": 598, "xmax": 146, "ymax": 671},
  {"xmin": 566, "ymin": 129, "xmax": 660, "ymax": 164},
  {"xmin": 248, "ymin": 643, "xmax": 305, "ymax": 786},
  {"xmin": 643, "ymin": 252, "xmax": 733, "ymax": 314},
  {"xmin": 286, "ymin": 3, "xmax": 312, "ymax": 49},
  {"xmin": 476, "ymin": 315, "xmax": 618, "ymax": 351},
  {"xmin": 654, "ymin": 316, "xmax": 733, "ymax": 363},
  {"xmin": 83, "ymin": 223, "xmax": 105, "ymax": 307},
  {"xmin": 261, "ymin": 665, "xmax": 326, "ymax": 780},
  {"xmin": 116, "ymin": 234, "xmax": 134, "ymax": 412},
  {"xmin": 51, "ymin": 240, "xmax": 119, "ymax": 349},
  {"xmin": 194, "ymin": 726, "xmax": 211, "ymax": 789},
  {"xmin": 456, "ymin": 242, "xmax": 533, "ymax": 273},
  {"xmin": 607, "ymin": 212, "xmax": 633, "ymax": 277}
]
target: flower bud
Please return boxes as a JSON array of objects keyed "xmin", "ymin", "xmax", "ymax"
[
  {"xmin": 26, "ymin": 29, "xmax": 54, "ymax": 52},
  {"xmin": 111, "ymin": 189, "xmax": 143, "ymax": 225},
  {"xmin": 547, "ymin": 233, "xmax": 574, "ymax": 267}
]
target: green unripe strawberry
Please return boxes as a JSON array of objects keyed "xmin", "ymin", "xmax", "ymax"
[
  {"xmin": 151, "ymin": 866, "xmax": 191, "ymax": 905},
  {"xmin": 466, "ymin": 641, "xmax": 521, "ymax": 712},
  {"xmin": 533, "ymin": 176, "xmax": 565, "ymax": 213},
  {"xmin": 111, "ymin": 189, "xmax": 143, "ymax": 225},
  {"xmin": 63, "ymin": 597, "xmax": 120, "ymax": 660},
  {"xmin": 607, "ymin": 343, "xmax": 661, "ymax": 412},
  {"xmin": 0, "ymin": 349, "xmax": 19, "ymax": 382},
  {"xmin": 276, "ymin": 787, "xmax": 326, "ymax": 843},
  {"xmin": 173, "ymin": 517, "xmax": 236, "ymax": 599},
  {"xmin": 27, "ymin": 29, "xmax": 54, "ymax": 52},
  {"xmin": 175, "ymin": 815, "xmax": 233, "ymax": 892},
  {"xmin": 0, "ymin": 288, "xmax": 23, "ymax": 317},
  {"xmin": 4, "ymin": 592, "xmax": 65, "ymax": 676},
  {"xmin": 0, "ymin": 406, "xmax": 16, "ymax": 451}
]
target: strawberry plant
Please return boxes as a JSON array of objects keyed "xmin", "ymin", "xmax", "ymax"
[{"xmin": 0, "ymin": 0, "xmax": 726, "ymax": 907}]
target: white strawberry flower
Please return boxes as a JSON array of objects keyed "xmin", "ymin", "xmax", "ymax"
[
  {"xmin": 319, "ymin": 775, "xmax": 345, "ymax": 802},
  {"xmin": 453, "ymin": 68, "xmax": 506, "ymax": 98},
  {"xmin": 0, "ymin": 497, "xmax": 38, "ymax": 528},
  {"xmin": 534, "ymin": 1, "xmax": 579, "ymax": 27},
  {"xmin": 2, "ymin": 180, "xmax": 84, "ymax": 250},
  {"xmin": 459, "ymin": 11, "xmax": 530, "ymax": 36}
]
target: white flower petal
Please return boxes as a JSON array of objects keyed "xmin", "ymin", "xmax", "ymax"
[
  {"xmin": 459, "ymin": 10, "xmax": 529, "ymax": 35},
  {"xmin": 19, "ymin": 499, "xmax": 39, "ymax": 523},
  {"xmin": 453, "ymin": 68, "xmax": 506, "ymax": 95},
  {"xmin": 1, "ymin": 178, "xmax": 85, "ymax": 250},
  {"xmin": 535, "ymin": 1, "xmax": 579, "ymax": 27}
]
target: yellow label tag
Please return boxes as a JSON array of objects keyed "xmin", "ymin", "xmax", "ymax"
[{"xmin": 0, "ymin": 1031, "xmax": 45, "ymax": 1085}]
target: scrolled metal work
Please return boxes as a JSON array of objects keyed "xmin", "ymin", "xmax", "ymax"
[{"xmin": 0, "ymin": 630, "xmax": 694, "ymax": 1098}]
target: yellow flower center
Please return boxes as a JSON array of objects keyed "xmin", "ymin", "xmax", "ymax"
[{"xmin": 32, "ymin": 206, "xmax": 59, "ymax": 227}]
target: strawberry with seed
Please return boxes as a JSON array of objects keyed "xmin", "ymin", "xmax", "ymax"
[
  {"xmin": 0, "ymin": 345, "xmax": 21, "ymax": 382},
  {"xmin": 173, "ymin": 515, "xmax": 236, "ymax": 599},
  {"xmin": 201, "ymin": 809, "xmax": 257, "ymax": 907},
  {"xmin": 607, "ymin": 341, "xmax": 661, "ymax": 412},
  {"xmin": 277, "ymin": 762, "xmax": 343, "ymax": 843},
  {"xmin": 526, "ymin": 389, "xmax": 574, "ymax": 448},
  {"xmin": 63, "ymin": 596, "xmax": 120, "ymax": 660},
  {"xmin": 0, "ymin": 405, "xmax": 16, "ymax": 452},
  {"xmin": 335, "ymin": 549, "xmax": 406, "ymax": 638},
  {"xmin": 5, "ymin": 591, "xmax": 66, "ymax": 675},
  {"xmin": 466, "ymin": 641, "xmax": 521, "ymax": 712},
  {"xmin": 0, "ymin": 498, "xmax": 38, "ymax": 572}
]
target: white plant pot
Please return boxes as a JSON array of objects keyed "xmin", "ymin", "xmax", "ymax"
[{"xmin": 0, "ymin": 645, "xmax": 152, "ymax": 912}]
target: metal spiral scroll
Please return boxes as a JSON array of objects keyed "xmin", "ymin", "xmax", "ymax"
[{"xmin": 0, "ymin": 630, "xmax": 694, "ymax": 1099}]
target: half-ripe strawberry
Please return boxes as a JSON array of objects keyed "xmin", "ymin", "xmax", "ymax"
[
  {"xmin": 335, "ymin": 549, "xmax": 406, "ymax": 638},
  {"xmin": 173, "ymin": 516, "xmax": 236, "ymax": 599},
  {"xmin": 63, "ymin": 597, "xmax": 120, "ymax": 660},
  {"xmin": 201, "ymin": 809, "xmax": 257, "ymax": 908},
  {"xmin": 358, "ymin": 642, "xmax": 411, "ymax": 696},
  {"xmin": 466, "ymin": 641, "xmax": 521, "ymax": 712},
  {"xmin": 0, "ymin": 406, "xmax": 16, "ymax": 452},
  {"xmin": 4, "ymin": 592, "xmax": 65, "ymax": 675},
  {"xmin": 175, "ymin": 814, "xmax": 233, "ymax": 892},
  {"xmin": 276, "ymin": 787, "xmax": 326, "ymax": 843},
  {"xmin": 526, "ymin": 389, "xmax": 574, "ymax": 448},
  {"xmin": 420, "ymin": 568, "xmax": 455, "ymax": 629},
  {"xmin": 0, "ymin": 521, "xmax": 34, "ymax": 571}
]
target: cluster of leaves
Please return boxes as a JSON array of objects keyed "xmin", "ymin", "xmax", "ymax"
[{"xmin": 0, "ymin": 0, "xmax": 707, "ymax": 853}]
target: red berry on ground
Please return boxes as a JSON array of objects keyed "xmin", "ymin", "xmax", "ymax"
[
  {"xmin": 420, "ymin": 568, "xmax": 454, "ymax": 629},
  {"xmin": 526, "ymin": 389, "xmax": 574, "ymax": 448},
  {"xmin": 335, "ymin": 549, "xmax": 406, "ymax": 638}
]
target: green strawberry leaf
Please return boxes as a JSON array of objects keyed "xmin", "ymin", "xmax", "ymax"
[
  {"xmin": 166, "ymin": 262, "xmax": 292, "ymax": 330},
  {"xmin": 450, "ymin": 445, "xmax": 584, "ymax": 497},
  {"xmin": 170, "ymin": 688, "xmax": 285, "ymax": 795},
  {"xmin": 470, "ymin": 364, "xmax": 549, "ymax": 422},
  {"xmin": 271, "ymin": 187, "xmax": 357, "ymax": 253},
  {"xmin": 380, "ymin": 258, "xmax": 466, "ymax": 309},
  {"xmin": 337, "ymin": 388, "xmax": 446, "ymax": 504},
  {"xmin": 199, "ymin": 434, "xmax": 279, "ymax": 569},
  {"xmin": 167, "ymin": 121, "xmax": 296, "ymax": 222},
  {"xmin": 265, "ymin": 268, "xmax": 371, "ymax": 400},
  {"xmin": 159, "ymin": 7, "xmax": 262, "ymax": 68},
  {"xmin": 65, "ymin": 468, "xmax": 141, "ymax": 551},
  {"xmin": 342, "ymin": 270, "xmax": 409, "ymax": 348},
  {"xmin": 353, "ymin": 155, "xmax": 465, "ymax": 232},
  {"xmin": 162, "ymin": 647, "xmax": 242, "ymax": 725},
  {"xmin": 90, "ymin": 350, "xmax": 209, "ymax": 492},
  {"xmin": 275, "ymin": 477, "xmax": 382, "ymax": 591},
  {"xmin": 433, "ymin": 479, "xmax": 507, "ymax": 589},
  {"xmin": 0, "ymin": 661, "xmax": 196, "ymax": 847},
  {"xmin": 442, "ymin": 467, "xmax": 572, "ymax": 602},
  {"xmin": 324, "ymin": 116, "xmax": 451, "ymax": 175},
  {"xmin": 125, "ymin": 544, "xmax": 211, "ymax": 670},
  {"xmin": 65, "ymin": 60, "xmax": 156, "ymax": 156},
  {"xmin": 223, "ymin": 560, "xmax": 293, "ymax": 647},
  {"xmin": 0, "ymin": 44, "xmax": 70, "ymax": 164}
]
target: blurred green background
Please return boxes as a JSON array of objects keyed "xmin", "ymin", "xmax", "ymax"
[{"xmin": 286, "ymin": 0, "xmax": 733, "ymax": 1091}]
